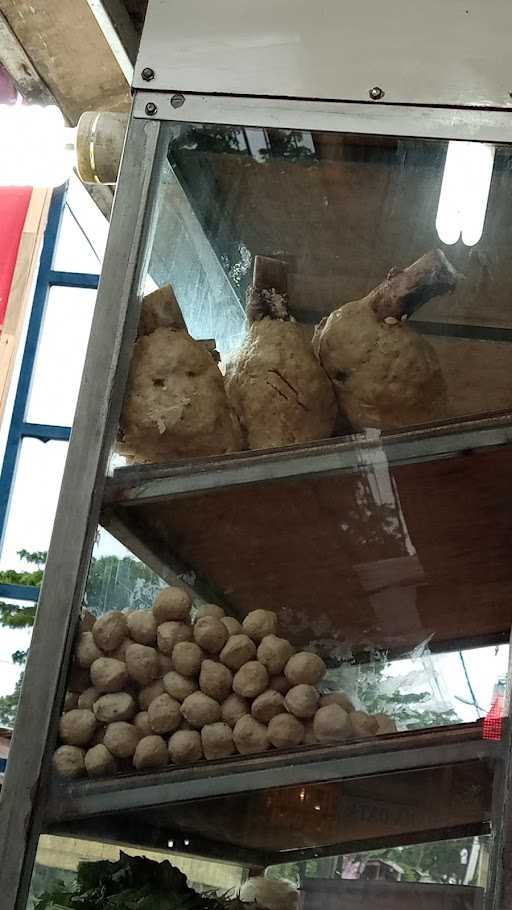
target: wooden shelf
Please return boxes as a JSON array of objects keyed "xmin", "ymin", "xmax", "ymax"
[
  {"xmin": 44, "ymin": 724, "xmax": 497, "ymax": 866},
  {"xmin": 103, "ymin": 413, "xmax": 512, "ymax": 656}
]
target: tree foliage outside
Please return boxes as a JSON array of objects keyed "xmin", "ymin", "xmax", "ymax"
[{"xmin": 0, "ymin": 549, "xmax": 162, "ymax": 726}]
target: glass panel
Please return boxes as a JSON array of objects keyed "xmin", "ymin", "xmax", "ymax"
[
  {"xmin": 52, "ymin": 204, "xmax": 101, "ymax": 274},
  {"xmin": 25, "ymin": 285, "xmax": 96, "ymax": 426},
  {"xmin": 0, "ymin": 438, "xmax": 68, "ymax": 569}
]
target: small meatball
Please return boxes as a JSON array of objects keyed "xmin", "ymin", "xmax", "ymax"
[
  {"xmin": 221, "ymin": 616, "xmax": 243, "ymax": 636},
  {"xmin": 53, "ymin": 745, "xmax": 85, "ymax": 778},
  {"xmin": 221, "ymin": 693, "xmax": 249, "ymax": 728},
  {"xmin": 285, "ymin": 652, "xmax": 326, "ymax": 686},
  {"xmin": 134, "ymin": 711, "xmax": 153, "ymax": 737},
  {"xmin": 172, "ymin": 641, "xmax": 203, "ymax": 677},
  {"xmin": 158, "ymin": 653, "xmax": 173, "ymax": 675},
  {"xmin": 68, "ymin": 663, "xmax": 92, "ymax": 694},
  {"xmin": 193, "ymin": 617, "xmax": 228, "ymax": 655},
  {"xmin": 220, "ymin": 634, "xmax": 257, "ymax": 671},
  {"xmin": 163, "ymin": 670, "xmax": 197, "ymax": 702},
  {"xmin": 157, "ymin": 621, "xmax": 192, "ymax": 655},
  {"xmin": 63, "ymin": 691, "xmax": 79, "ymax": 712},
  {"xmin": 350, "ymin": 711, "xmax": 379, "ymax": 738},
  {"xmin": 195, "ymin": 603, "xmax": 225, "ymax": 620},
  {"xmin": 103, "ymin": 721, "xmax": 141, "ymax": 758},
  {"xmin": 59, "ymin": 709, "xmax": 96, "ymax": 747},
  {"xmin": 268, "ymin": 714, "xmax": 304, "ymax": 749},
  {"xmin": 252, "ymin": 690, "xmax": 285, "ymax": 723},
  {"xmin": 242, "ymin": 609, "xmax": 278, "ymax": 642},
  {"xmin": 257, "ymin": 635, "xmax": 294, "ymax": 675},
  {"xmin": 199, "ymin": 660, "xmax": 233, "ymax": 701},
  {"xmin": 233, "ymin": 715, "xmax": 269, "ymax": 754},
  {"xmin": 80, "ymin": 609, "xmax": 96, "ymax": 632},
  {"xmin": 138, "ymin": 679, "xmax": 165, "ymax": 710},
  {"xmin": 201, "ymin": 722, "xmax": 235, "ymax": 760},
  {"xmin": 181, "ymin": 691, "xmax": 221, "ymax": 728},
  {"xmin": 126, "ymin": 610, "xmax": 157, "ymax": 645},
  {"xmin": 76, "ymin": 631, "xmax": 103, "ymax": 668},
  {"xmin": 233, "ymin": 661, "xmax": 269, "ymax": 698},
  {"xmin": 169, "ymin": 730, "xmax": 203, "ymax": 764},
  {"xmin": 90, "ymin": 657, "xmax": 129, "ymax": 693},
  {"xmin": 134, "ymin": 734, "xmax": 169, "ymax": 770},
  {"xmin": 270, "ymin": 674, "xmax": 290, "ymax": 695},
  {"xmin": 92, "ymin": 611, "xmax": 127, "ymax": 652},
  {"xmin": 153, "ymin": 586, "xmax": 192, "ymax": 623},
  {"xmin": 313, "ymin": 704, "xmax": 351, "ymax": 743},
  {"xmin": 148, "ymin": 693, "xmax": 181, "ymax": 734},
  {"xmin": 125, "ymin": 643, "xmax": 160, "ymax": 686},
  {"xmin": 84, "ymin": 743, "xmax": 117, "ymax": 777},
  {"xmin": 78, "ymin": 687, "xmax": 101, "ymax": 710},
  {"xmin": 93, "ymin": 692, "xmax": 136, "ymax": 723},
  {"xmin": 374, "ymin": 713, "xmax": 398, "ymax": 735},
  {"xmin": 319, "ymin": 692, "xmax": 354, "ymax": 712},
  {"xmin": 285, "ymin": 684, "xmax": 319, "ymax": 719}
]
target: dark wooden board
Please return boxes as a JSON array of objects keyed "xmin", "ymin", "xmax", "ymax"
[{"xmin": 111, "ymin": 446, "xmax": 512, "ymax": 655}]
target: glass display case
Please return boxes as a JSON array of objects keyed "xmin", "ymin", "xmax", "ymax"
[{"xmin": 2, "ymin": 3, "xmax": 512, "ymax": 910}]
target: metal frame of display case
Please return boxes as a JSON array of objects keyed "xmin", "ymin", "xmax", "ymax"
[{"xmin": 2, "ymin": 71, "xmax": 512, "ymax": 910}]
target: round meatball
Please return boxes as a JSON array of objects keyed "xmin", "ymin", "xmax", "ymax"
[
  {"xmin": 193, "ymin": 617, "xmax": 228, "ymax": 655},
  {"xmin": 103, "ymin": 721, "xmax": 140, "ymax": 758},
  {"xmin": 284, "ymin": 652, "xmax": 326, "ymax": 686},
  {"xmin": 85, "ymin": 743, "xmax": 117, "ymax": 777},
  {"xmin": 242, "ymin": 609, "xmax": 278, "ymax": 642},
  {"xmin": 92, "ymin": 611, "xmax": 127, "ymax": 652},
  {"xmin": 126, "ymin": 610, "xmax": 157, "ymax": 645},
  {"xmin": 157, "ymin": 621, "xmax": 193, "ymax": 655},
  {"xmin": 125, "ymin": 643, "xmax": 160, "ymax": 686},
  {"xmin": 313, "ymin": 704, "xmax": 351, "ymax": 743},
  {"xmin": 90, "ymin": 657, "xmax": 129, "ymax": 693},
  {"xmin": 134, "ymin": 735, "xmax": 169, "ymax": 770},
  {"xmin": 269, "ymin": 674, "xmax": 290, "ymax": 694},
  {"xmin": 93, "ymin": 692, "xmax": 136, "ymax": 723},
  {"xmin": 285, "ymin": 685, "xmax": 319, "ymax": 719},
  {"xmin": 199, "ymin": 660, "xmax": 233, "ymax": 701},
  {"xmin": 195, "ymin": 604, "xmax": 225, "ymax": 621},
  {"xmin": 163, "ymin": 670, "xmax": 197, "ymax": 702},
  {"xmin": 221, "ymin": 616, "xmax": 243, "ymax": 635},
  {"xmin": 233, "ymin": 715, "xmax": 269, "ymax": 754},
  {"xmin": 233, "ymin": 661, "xmax": 269, "ymax": 698},
  {"xmin": 257, "ymin": 635, "xmax": 294, "ymax": 675},
  {"xmin": 172, "ymin": 641, "xmax": 203, "ymax": 677},
  {"xmin": 319, "ymin": 692, "xmax": 354, "ymax": 712},
  {"xmin": 138, "ymin": 680, "xmax": 165, "ymax": 711},
  {"xmin": 268, "ymin": 713, "xmax": 304, "ymax": 749},
  {"xmin": 148, "ymin": 693, "xmax": 181, "ymax": 734},
  {"xmin": 201, "ymin": 722, "xmax": 235, "ymax": 760},
  {"xmin": 59, "ymin": 709, "xmax": 96, "ymax": 747},
  {"xmin": 53, "ymin": 745, "xmax": 85, "ymax": 778},
  {"xmin": 251, "ymin": 690, "xmax": 285, "ymax": 723},
  {"xmin": 221, "ymin": 693, "xmax": 249, "ymax": 727},
  {"xmin": 153, "ymin": 587, "xmax": 191, "ymax": 623},
  {"xmin": 77, "ymin": 687, "xmax": 101, "ymax": 710},
  {"xmin": 181, "ymin": 691, "xmax": 221, "ymax": 728},
  {"xmin": 134, "ymin": 711, "xmax": 153, "ymax": 737},
  {"xmin": 350, "ymin": 711, "xmax": 379, "ymax": 738},
  {"xmin": 76, "ymin": 631, "xmax": 103, "ymax": 668},
  {"xmin": 169, "ymin": 730, "xmax": 203, "ymax": 764},
  {"xmin": 220, "ymin": 634, "xmax": 256, "ymax": 671}
]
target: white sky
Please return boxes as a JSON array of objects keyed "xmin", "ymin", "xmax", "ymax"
[{"xmin": 0, "ymin": 173, "xmax": 508, "ymax": 729}]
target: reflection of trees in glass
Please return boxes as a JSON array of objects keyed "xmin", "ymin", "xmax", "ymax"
[
  {"xmin": 268, "ymin": 836, "xmax": 482, "ymax": 886},
  {"xmin": 261, "ymin": 130, "xmax": 316, "ymax": 165},
  {"xmin": 0, "ymin": 550, "xmax": 162, "ymax": 726},
  {"xmin": 169, "ymin": 124, "xmax": 244, "ymax": 156}
]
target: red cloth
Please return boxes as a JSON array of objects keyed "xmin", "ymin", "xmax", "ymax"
[
  {"xmin": 0, "ymin": 187, "xmax": 32, "ymax": 326},
  {"xmin": 0, "ymin": 65, "xmax": 32, "ymax": 327}
]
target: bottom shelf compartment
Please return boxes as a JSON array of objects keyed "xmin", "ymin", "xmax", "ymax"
[{"xmin": 44, "ymin": 724, "xmax": 497, "ymax": 865}]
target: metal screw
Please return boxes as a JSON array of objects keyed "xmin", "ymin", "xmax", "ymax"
[
  {"xmin": 145, "ymin": 102, "xmax": 158, "ymax": 116},
  {"xmin": 170, "ymin": 93, "xmax": 185, "ymax": 109},
  {"xmin": 369, "ymin": 86, "xmax": 385, "ymax": 101},
  {"xmin": 141, "ymin": 67, "xmax": 155, "ymax": 82}
]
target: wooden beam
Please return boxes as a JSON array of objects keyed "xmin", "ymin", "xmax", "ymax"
[{"xmin": 0, "ymin": 11, "xmax": 53, "ymax": 104}]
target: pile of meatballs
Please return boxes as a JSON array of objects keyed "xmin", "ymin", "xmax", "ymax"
[{"xmin": 53, "ymin": 588, "xmax": 397, "ymax": 779}]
